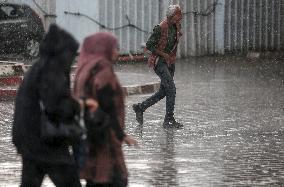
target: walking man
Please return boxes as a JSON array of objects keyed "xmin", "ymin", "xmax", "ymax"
[{"xmin": 133, "ymin": 5, "xmax": 183, "ymax": 128}]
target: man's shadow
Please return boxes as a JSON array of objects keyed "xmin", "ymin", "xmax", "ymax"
[
  {"xmin": 150, "ymin": 128, "xmax": 178, "ymax": 186},
  {"xmin": 134, "ymin": 123, "xmax": 144, "ymax": 139}
]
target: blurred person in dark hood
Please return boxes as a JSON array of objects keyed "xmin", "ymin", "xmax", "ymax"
[{"xmin": 12, "ymin": 24, "xmax": 82, "ymax": 187}]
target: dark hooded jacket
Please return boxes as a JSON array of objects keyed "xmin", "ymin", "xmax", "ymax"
[{"xmin": 12, "ymin": 24, "xmax": 80, "ymax": 164}]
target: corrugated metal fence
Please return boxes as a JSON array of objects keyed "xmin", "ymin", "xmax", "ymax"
[
  {"xmin": 6, "ymin": 0, "xmax": 284, "ymax": 57},
  {"xmin": 97, "ymin": 0, "xmax": 160, "ymax": 55},
  {"xmin": 225, "ymin": 0, "xmax": 284, "ymax": 52},
  {"xmin": 96, "ymin": 0, "xmax": 284, "ymax": 57}
]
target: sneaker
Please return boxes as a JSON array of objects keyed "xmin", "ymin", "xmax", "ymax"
[
  {"xmin": 132, "ymin": 104, "xmax": 143, "ymax": 125},
  {"xmin": 163, "ymin": 118, "xmax": 183, "ymax": 128}
]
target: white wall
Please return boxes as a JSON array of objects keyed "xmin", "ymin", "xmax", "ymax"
[
  {"xmin": 56, "ymin": 0, "xmax": 100, "ymax": 44},
  {"xmin": 6, "ymin": 0, "xmax": 99, "ymax": 44}
]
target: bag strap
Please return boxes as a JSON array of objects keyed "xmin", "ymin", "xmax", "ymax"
[
  {"xmin": 83, "ymin": 64, "xmax": 100, "ymax": 98},
  {"xmin": 78, "ymin": 64, "xmax": 100, "ymax": 140},
  {"xmin": 39, "ymin": 100, "xmax": 46, "ymax": 112},
  {"xmin": 80, "ymin": 63, "xmax": 100, "ymax": 118},
  {"xmin": 78, "ymin": 102, "xmax": 87, "ymax": 140}
]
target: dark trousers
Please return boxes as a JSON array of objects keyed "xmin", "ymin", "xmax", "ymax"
[
  {"xmin": 141, "ymin": 61, "xmax": 176, "ymax": 119},
  {"xmin": 20, "ymin": 158, "xmax": 81, "ymax": 187}
]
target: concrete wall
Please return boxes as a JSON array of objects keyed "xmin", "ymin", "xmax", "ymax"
[{"xmin": 56, "ymin": 0, "xmax": 100, "ymax": 44}]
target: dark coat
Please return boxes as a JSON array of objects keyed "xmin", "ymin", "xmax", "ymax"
[
  {"xmin": 12, "ymin": 24, "xmax": 80, "ymax": 164},
  {"xmin": 73, "ymin": 32, "xmax": 128, "ymax": 185}
]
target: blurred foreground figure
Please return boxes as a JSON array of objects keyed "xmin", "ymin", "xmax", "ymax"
[
  {"xmin": 12, "ymin": 24, "xmax": 81, "ymax": 187},
  {"xmin": 133, "ymin": 5, "xmax": 183, "ymax": 128},
  {"xmin": 74, "ymin": 32, "xmax": 137, "ymax": 187}
]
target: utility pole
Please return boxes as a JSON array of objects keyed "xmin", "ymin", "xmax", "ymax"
[
  {"xmin": 43, "ymin": 0, "xmax": 56, "ymax": 29},
  {"xmin": 29, "ymin": 0, "xmax": 56, "ymax": 30},
  {"xmin": 214, "ymin": 0, "xmax": 225, "ymax": 54}
]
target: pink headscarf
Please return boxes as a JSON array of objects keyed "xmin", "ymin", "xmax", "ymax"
[
  {"xmin": 74, "ymin": 34, "xmax": 128, "ymax": 184},
  {"xmin": 74, "ymin": 32, "xmax": 118, "ymax": 98}
]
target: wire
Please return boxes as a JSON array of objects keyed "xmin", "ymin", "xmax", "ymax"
[
  {"xmin": 65, "ymin": 1, "xmax": 219, "ymax": 34},
  {"xmin": 183, "ymin": 0, "xmax": 220, "ymax": 16},
  {"xmin": 32, "ymin": 0, "xmax": 57, "ymax": 17},
  {"xmin": 64, "ymin": 11, "xmax": 150, "ymax": 34},
  {"xmin": 33, "ymin": 0, "xmax": 218, "ymax": 34},
  {"xmin": 32, "ymin": 0, "xmax": 48, "ymax": 15}
]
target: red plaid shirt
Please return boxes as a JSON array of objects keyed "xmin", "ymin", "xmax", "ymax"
[{"xmin": 147, "ymin": 20, "xmax": 182, "ymax": 67}]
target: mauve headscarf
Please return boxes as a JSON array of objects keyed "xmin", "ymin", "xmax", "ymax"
[
  {"xmin": 73, "ymin": 33, "xmax": 128, "ymax": 184},
  {"xmin": 73, "ymin": 32, "xmax": 118, "ymax": 98}
]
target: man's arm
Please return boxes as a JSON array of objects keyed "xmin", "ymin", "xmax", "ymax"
[
  {"xmin": 155, "ymin": 50, "xmax": 171, "ymax": 65},
  {"xmin": 146, "ymin": 25, "xmax": 161, "ymax": 54},
  {"xmin": 146, "ymin": 25, "xmax": 171, "ymax": 64}
]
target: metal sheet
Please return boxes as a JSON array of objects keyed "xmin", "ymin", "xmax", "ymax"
[
  {"xmin": 6, "ymin": 0, "xmax": 284, "ymax": 56},
  {"xmin": 224, "ymin": 0, "xmax": 284, "ymax": 52}
]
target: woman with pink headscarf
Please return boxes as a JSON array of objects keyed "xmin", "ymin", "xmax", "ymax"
[{"xmin": 73, "ymin": 32, "xmax": 137, "ymax": 187}]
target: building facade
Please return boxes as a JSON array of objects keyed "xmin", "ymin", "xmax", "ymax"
[{"xmin": 6, "ymin": 0, "xmax": 284, "ymax": 57}]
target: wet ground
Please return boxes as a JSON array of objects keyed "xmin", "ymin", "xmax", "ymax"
[
  {"xmin": 0, "ymin": 54, "xmax": 31, "ymax": 64},
  {"xmin": 0, "ymin": 56, "xmax": 283, "ymax": 186}
]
